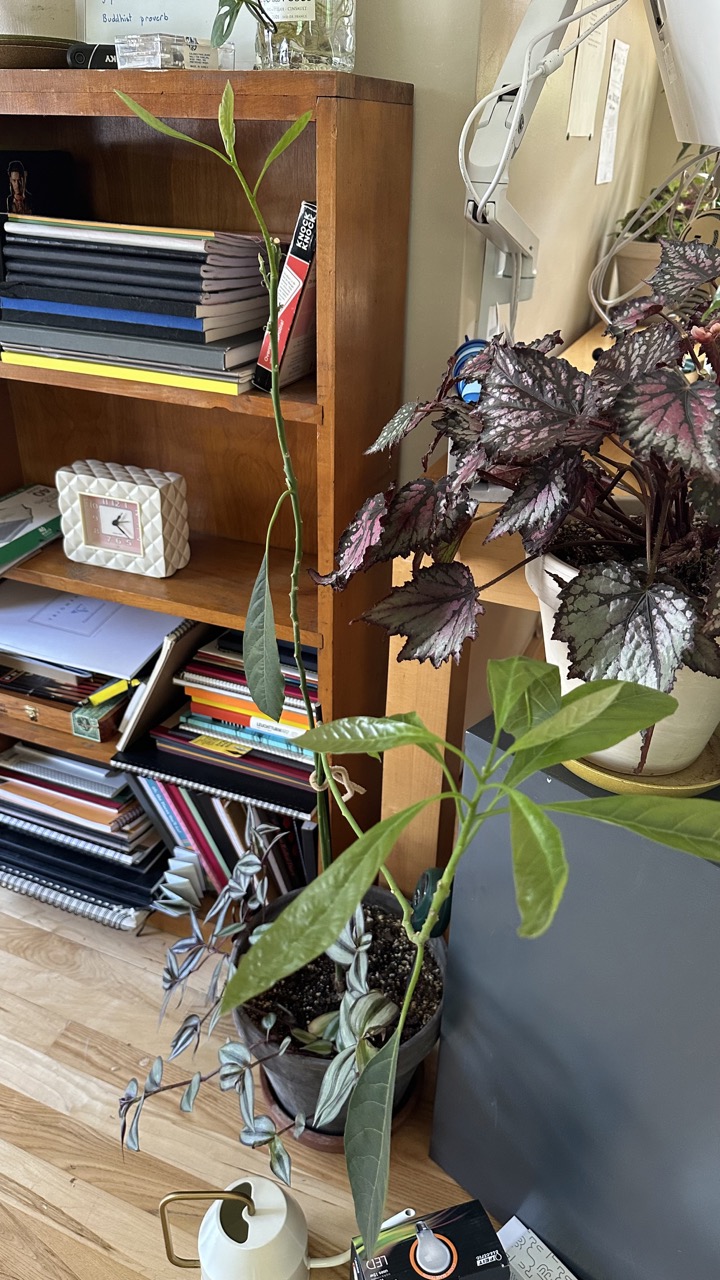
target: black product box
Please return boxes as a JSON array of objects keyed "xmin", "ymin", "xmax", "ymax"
[{"xmin": 351, "ymin": 1201, "xmax": 510, "ymax": 1280}]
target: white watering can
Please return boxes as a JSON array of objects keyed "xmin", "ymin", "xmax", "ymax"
[{"xmin": 159, "ymin": 1175, "xmax": 415, "ymax": 1280}]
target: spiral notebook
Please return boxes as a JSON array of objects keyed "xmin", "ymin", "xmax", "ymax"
[{"xmin": 0, "ymin": 864, "xmax": 149, "ymax": 931}]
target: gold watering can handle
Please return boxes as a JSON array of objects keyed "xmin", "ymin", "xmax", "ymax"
[{"xmin": 159, "ymin": 1188, "xmax": 256, "ymax": 1268}]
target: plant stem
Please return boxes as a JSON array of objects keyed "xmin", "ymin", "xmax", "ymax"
[{"xmin": 227, "ymin": 157, "xmax": 333, "ymax": 871}]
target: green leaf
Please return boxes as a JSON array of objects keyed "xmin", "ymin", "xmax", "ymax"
[
  {"xmin": 144, "ymin": 1056, "xmax": 163, "ymax": 1093},
  {"xmin": 243, "ymin": 554, "xmax": 284, "ymax": 722},
  {"xmin": 254, "ymin": 111, "xmax": 313, "ymax": 195},
  {"xmin": 296, "ymin": 713, "xmax": 434, "ymax": 757},
  {"xmin": 220, "ymin": 801, "xmax": 430, "ymax": 1012},
  {"xmin": 508, "ymin": 793, "xmax": 569, "ymax": 938},
  {"xmin": 345, "ymin": 1031, "xmax": 400, "ymax": 1259},
  {"xmin": 114, "ymin": 92, "xmax": 228, "ymax": 164},
  {"xmin": 218, "ymin": 80, "xmax": 236, "ymax": 162},
  {"xmin": 486, "ymin": 656, "xmax": 562, "ymax": 739},
  {"xmin": 180, "ymin": 1071, "xmax": 202, "ymax": 1113},
  {"xmin": 506, "ymin": 681, "xmax": 677, "ymax": 785},
  {"xmin": 269, "ymin": 1135, "xmax": 292, "ymax": 1185},
  {"xmin": 313, "ymin": 1045, "xmax": 357, "ymax": 1128},
  {"xmin": 545, "ymin": 795, "xmax": 720, "ymax": 863}
]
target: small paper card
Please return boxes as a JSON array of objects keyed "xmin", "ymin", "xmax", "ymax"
[{"xmin": 497, "ymin": 1218, "xmax": 579, "ymax": 1280}]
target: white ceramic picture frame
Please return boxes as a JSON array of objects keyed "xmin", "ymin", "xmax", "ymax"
[{"xmin": 56, "ymin": 460, "xmax": 190, "ymax": 578}]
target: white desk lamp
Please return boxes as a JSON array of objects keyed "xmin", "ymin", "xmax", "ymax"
[{"xmin": 459, "ymin": 0, "xmax": 720, "ymax": 342}]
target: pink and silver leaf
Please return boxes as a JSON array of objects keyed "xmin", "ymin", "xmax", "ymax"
[
  {"xmin": 553, "ymin": 560, "xmax": 697, "ymax": 692},
  {"xmin": 361, "ymin": 561, "xmax": 483, "ymax": 667},
  {"xmin": 487, "ymin": 453, "xmax": 594, "ymax": 554},
  {"xmin": 310, "ymin": 490, "xmax": 390, "ymax": 589},
  {"xmin": 614, "ymin": 369, "xmax": 720, "ymax": 482},
  {"xmin": 648, "ymin": 237, "xmax": 720, "ymax": 304},
  {"xmin": 481, "ymin": 346, "xmax": 606, "ymax": 461},
  {"xmin": 368, "ymin": 476, "xmax": 477, "ymax": 564}
]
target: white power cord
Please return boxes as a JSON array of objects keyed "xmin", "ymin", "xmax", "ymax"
[
  {"xmin": 459, "ymin": 0, "xmax": 630, "ymax": 221},
  {"xmin": 588, "ymin": 147, "xmax": 720, "ymax": 323}
]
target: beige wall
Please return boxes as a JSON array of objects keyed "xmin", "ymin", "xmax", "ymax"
[
  {"xmin": 470, "ymin": 0, "xmax": 660, "ymax": 347},
  {"xmin": 355, "ymin": 0, "xmax": 482, "ymax": 418}
]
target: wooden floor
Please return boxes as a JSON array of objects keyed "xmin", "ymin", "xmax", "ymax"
[{"xmin": 0, "ymin": 890, "xmax": 467, "ymax": 1279}]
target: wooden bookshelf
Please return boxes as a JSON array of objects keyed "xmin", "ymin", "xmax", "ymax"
[
  {"xmin": 0, "ymin": 363, "xmax": 322, "ymax": 424},
  {"xmin": 6, "ymin": 536, "xmax": 321, "ymax": 644},
  {"xmin": 0, "ymin": 715, "xmax": 118, "ymax": 764},
  {"xmin": 0, "ymin": 69, "xmax": 413, "ymax": 839}
]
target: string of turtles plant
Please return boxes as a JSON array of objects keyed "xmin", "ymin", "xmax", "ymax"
[{"xmin": 116, "ymin": 85, "xmax": 720, "ymax": 1260}]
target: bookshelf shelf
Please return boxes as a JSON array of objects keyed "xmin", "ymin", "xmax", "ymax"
[
  {"xmin": 0, "ymin": 364, "xmax": 322, "ymax": 425},
  {"xmin": 0, "ymin": 715, "xmax": 118, "ymax": 764},
  {"xmin": 5, "ymin": 537, "xmax": 321, "ymax": 645}
]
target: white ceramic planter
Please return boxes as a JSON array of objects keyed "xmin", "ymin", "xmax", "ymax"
[
  {"xmin": 525, "ymin": 553, "xmax": 720, "ymax": 775},
  {"xmin": 614, "ymin": 240, "xmax": 662, "ymax": 301}
]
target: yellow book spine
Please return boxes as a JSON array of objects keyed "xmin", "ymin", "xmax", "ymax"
[
  {"xmin": 8, "ymin": 213, "xmax": 213, "ymax": 239},
  {"xmin": 0, "ymin": 351, "xmax": 238, "ymax": 397},
  {"xmin": 189, "ymin": 688, "xmax": 309, "ymax": 728}
]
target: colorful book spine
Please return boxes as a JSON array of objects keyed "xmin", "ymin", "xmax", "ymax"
[
  {"xmin": 253, "ymin": 201, "xmax": 318, "ymax": 392},
  {"xmin": 180, "ymin": 714, "xmax": 313, "ymax": 760},
  {"xmin": 0, "ymin": 350, "xmax": 240, "ymax": 397}
]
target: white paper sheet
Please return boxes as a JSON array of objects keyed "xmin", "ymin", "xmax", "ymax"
[
  {"xmin": 567, "ymin": 13, "xmax": 609, "ymax": 138},
  {"xmin": 498, "ymin": 1217, "xmax": 579, "ymax": 1280},
  {"xmin": 596, "ymin": 38, "xmax": 630, "ymax": 185},
  {"xmin": 0, "ymin": 581, "xmax": 183, "ymax": 679}
]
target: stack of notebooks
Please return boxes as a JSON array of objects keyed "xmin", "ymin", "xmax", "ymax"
[
  {"xmin": 0, "ymin": 743, "xmax": 168, "ymax": 930},
  {"xmin": 113, "ymin": 628, "xmax": 319, "ymax": 904},
  {"xmin": 0, "ymin": 214, "xmax": 275, "ymax": 396},
  {"xmin": 0, "ymin": 484, "xmax": 61, "ymax": 575}
]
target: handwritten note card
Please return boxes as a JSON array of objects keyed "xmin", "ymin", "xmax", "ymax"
[
  {"xmin": 498, "ymin": 1217, "xmax": 580, "ymax": 1280},
  {"xmin": 82, "ymin": 0, "xmax": 257, "ymax": 65}
]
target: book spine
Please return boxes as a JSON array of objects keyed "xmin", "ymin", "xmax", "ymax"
[
  {"xmin": 137, "ymin": 776, "xmax": 194, "ymax": 851},
  {"xmin": 253, "ymin": 201, "xmax": 317, "ymax": 393},
  {"xmin": 0, "ymin": 812, "xmax": 133, "ymax": 864},
  {"xmin": 165, "ymin": 784, "xmax": 226, "ymax": 892},
  {"xmin": 0, "ymin": 864, "xmax": 144, "ymax": 929},
  {"xmin": 0, "ymin": 517, "xmax": 60, "ymax": 570},
  {"xmin": 181, "ymin": 715, "xmax": 313, "ymax": 762},
  {"xmin": 0, "ymin": 351, "xmax": 240, "ymax": 397},
  {"xmin": 116, "ymin": 759, "xmax": 313, "ymax": 823}
]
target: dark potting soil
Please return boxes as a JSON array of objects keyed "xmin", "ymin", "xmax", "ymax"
[{"xmin": 245, "ymin": 905, "xmax": 442, "ymax": 1048}]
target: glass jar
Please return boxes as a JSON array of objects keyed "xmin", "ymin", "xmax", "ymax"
[{"xmin": 256, "ymin": 0, "xmax": 355, "ymax": 71}]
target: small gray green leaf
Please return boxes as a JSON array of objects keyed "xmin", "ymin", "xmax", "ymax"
[
  {"xmin": 244, "ymin": 554, "xmax": 284, "ymax": 722},
  {"xmin": 254, "ymin": 111, "xmax": 313, "ymax": 195},
  {"xmin": 180, "ymin": 1071, "xmax": 202, "ymax": 1113},
  {"xmin": 345, "ymin": 1031, "xmax": 400, "ymax": 1259}
]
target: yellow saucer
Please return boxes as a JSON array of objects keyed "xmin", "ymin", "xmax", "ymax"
[{"xmin": 563, "ymin": 732, "xmax": 720, "ymax": 797}]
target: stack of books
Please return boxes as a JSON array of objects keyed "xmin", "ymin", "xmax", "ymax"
[
  {"xmin": 0, "ymin": 484, "xmax": 61, "ymax": 575},
  {"xmin": 0, "ymin": 744, "xmax": 168, "ymax": 930},
  {"xmin": 0, "ymin": 214, "xmax": 274, "ymax": 396},
  {"xmin": 112, "ymin": 628, "xmax": 319, "ymax": 902}
]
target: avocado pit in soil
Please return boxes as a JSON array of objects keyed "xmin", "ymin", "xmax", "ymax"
[{"xmin": 245, "ymin": 906, "xmax": 442, "ymax": 1048}]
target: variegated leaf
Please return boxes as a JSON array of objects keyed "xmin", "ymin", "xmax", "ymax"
[
  {"xmin": 368, "ymin": 476, "xmax": 477, "ymax": 562},
  {"xmin": 648, "ymin": 237, "xmax": 720, "ymax": 303},
  {"xmin": 481, "ymin": 346, "xmax": 606, "ymax": 460},
  {"xmin": 703, "ymin": 554, "xmax": 720, "ymax": 638},
  {"xmin": 614, "ymin": 370, "xmax": 720, "ymax": 481},
  {"xmin": 366, "ymin": 402, "xmax": 424, "ymax": 454},
  {"xmin": 684, "ymin": 630, "xmax": 720, "ymax": 677},
  {"xmin": 592, "ymin": 324, "xmax": 681, "ymax": 397},
  {"xmin": 310, "ymin": 491, "xmax": 389, "ymax": 589},
  {"xmin": 607, "ymin": 296, "xmax": 665, "ymax": 334},
  {"xmin": 486, "ymin": 453, "xmax": 594, "ymax": 553},
  {"xmin": 361, "ymin": 562, "xmax": 483, "ymax": 666},
  {"xmin": 553, "ymin": 561, "xmax": 697, "ymax": 691}
]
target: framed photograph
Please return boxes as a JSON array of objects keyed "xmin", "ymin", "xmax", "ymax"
[{"xmin": 56, "ymin": 460, "xmax": 190, "ymax": 578}]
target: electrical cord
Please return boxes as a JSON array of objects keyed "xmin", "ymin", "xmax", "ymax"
[
  {"xmin": 459, "ymin": 0, "xmax": 630, "ymax": 216},
  {"xmin": 588, "ymin": 147, "xmax": 720, "ymax": 323}
]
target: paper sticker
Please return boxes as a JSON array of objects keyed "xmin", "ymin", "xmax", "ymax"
[
  {"xmin": 567, "ymin": 13, "xmax": 609, "ymax": 138},
  {"xmin": 498, "ymin": 1218, "xmax": 579, "ymax": 1280},
  {"xmin": 596, "ymin": 39, "xmax": 630, "ymax": 185},
  {"xmin": 263, "ymin": 0, "xmax": 317, "ymax": 20},
  {"xmin": 191, "ymin": 734, "xmax": 252, "ymax": 757}
]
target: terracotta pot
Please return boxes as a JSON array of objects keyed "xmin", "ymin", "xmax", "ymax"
[
  {"xmin": 525, "ymin": 552, "xmax": 720, "ymax": 775},
  {"xmin": 232, "ymin": 885, "xmax": 446, "ymax": 1137}
]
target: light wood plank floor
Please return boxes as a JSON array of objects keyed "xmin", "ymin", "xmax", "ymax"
[{"xmin": 0, "ymin": 891, "xmax": 467, "ymax": 1279}]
